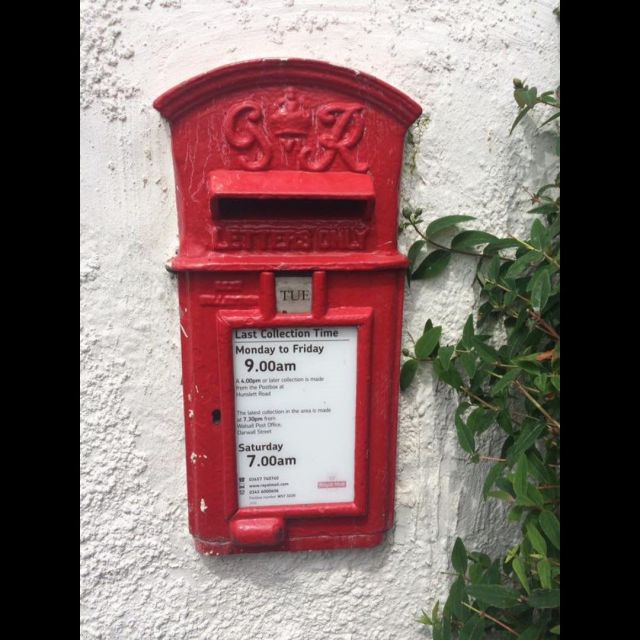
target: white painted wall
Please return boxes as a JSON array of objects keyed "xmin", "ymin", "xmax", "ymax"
[{"xmin": 80, "ymin": 1, "xmax": 559, "ymax": 637}]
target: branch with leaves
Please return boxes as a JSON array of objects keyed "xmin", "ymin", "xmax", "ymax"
[{"xmin": 403, "ymin": 71, "xmax": 560, "ymax": 640}]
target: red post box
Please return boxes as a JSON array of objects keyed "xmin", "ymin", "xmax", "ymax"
[{"xmin": 154, "ymin": 59, "xmax": 421, "ymax": 555}]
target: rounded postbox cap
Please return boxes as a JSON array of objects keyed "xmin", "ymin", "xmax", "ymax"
[{"xmin": 153, "ymin": 58, "xmax": 422, "ymax": 127}]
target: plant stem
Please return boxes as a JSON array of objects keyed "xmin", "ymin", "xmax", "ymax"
[
  {"xmin": 508, "ymin": 235, "xmax": 560, "ymax": 268},
  {"xmin": 484, "ymin": 278, "xmax": 532, "ymax": 305},
  {"xmin": 461, "ymin": 387, "xmax": 500, "ymax": 412},
  {"xmin": 409, "ymin": 220, "xmax": 483, "ymax": 258},
  {"xmin": 527, "ymin": 309, "xmax": 560, "ymax": 341},
  {"xmin": 484, "ymin": 277, "xmax": 559, "ymax": 341},
  {"xmin": 462, "ymin": 603, "xmax": 518, "ymax": 636},
  {"xmin": 513, "ymin": 380, "xmax": 560, "ymax": 431},
  {"xmin": 545, "ymin": 253, "xmax": 560, "ymax": 268},
  {"xmin": 428, "ymin": 237, "xmax": 486, "ymax": 259},
  {"xmin": 408, "ymin": 218, "xmax": 514, "ymax": 261}
]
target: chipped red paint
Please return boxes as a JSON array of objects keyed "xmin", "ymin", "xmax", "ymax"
[{"xmin": 154, "ymin": 59, "xmax": 421, "ymax": 555}]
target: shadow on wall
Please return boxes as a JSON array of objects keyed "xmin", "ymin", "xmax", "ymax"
[{"xmin": 194, "ymin": 535, "xmax": 395, "ymax": 591}]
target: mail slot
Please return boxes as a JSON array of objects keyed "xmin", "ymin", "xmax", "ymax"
[{"xmin": 154, "ymin": 59, "xmax": 421, "ymax": 555}]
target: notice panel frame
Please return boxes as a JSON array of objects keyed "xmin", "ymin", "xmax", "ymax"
[{"xmin": 216, "ymin": 305, "xmax": 373, "ymax": 523}]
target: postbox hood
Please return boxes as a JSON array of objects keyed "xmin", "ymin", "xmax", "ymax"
[
  {"xmin": 153, "ymin": 58, "xmax": 421, "ymax": 127},
  {"xmin": 154, "ymin": 58, "xmax": 422, "ymax": 263}
]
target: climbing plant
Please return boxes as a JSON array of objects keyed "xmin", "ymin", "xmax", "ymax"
[{"xmin": 400, "ymin": 66, "xmax": 560, "ymax": 639}]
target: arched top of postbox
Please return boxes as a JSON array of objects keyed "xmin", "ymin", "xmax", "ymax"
[{"xmin": 153, "ymin": 58, "xmax": 422, "ymax": 127}]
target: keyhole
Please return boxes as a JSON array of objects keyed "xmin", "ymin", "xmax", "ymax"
[{"xmin": 212, "ymin": 409, "xmax": 221, "ymax": 425}]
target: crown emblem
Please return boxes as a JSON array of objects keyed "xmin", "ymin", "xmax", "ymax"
[{"xmin": 268, "ymin": 89, "xmax": 312, "ymax": 151}]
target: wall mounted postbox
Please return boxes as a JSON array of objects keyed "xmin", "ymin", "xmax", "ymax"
[{"xmin": 154, "ymin": 59, "xmax": 421, "ymax": 555}]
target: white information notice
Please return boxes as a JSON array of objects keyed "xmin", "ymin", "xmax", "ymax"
[{"xmin": 233, "ymin": 326, "xmax": 357, "ymax": 507}]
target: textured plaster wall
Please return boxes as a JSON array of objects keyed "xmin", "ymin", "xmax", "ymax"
[{"xmin": 80, "ymin": 1, "xmax": 559, "ymax": 638}]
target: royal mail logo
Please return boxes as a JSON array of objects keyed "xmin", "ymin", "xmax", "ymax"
[{"xmin": 318, "ymin": 480, "xmax": 347, "ymax": 489}]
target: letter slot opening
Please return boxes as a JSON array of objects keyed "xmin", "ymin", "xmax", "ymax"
[
  {"xmin": 215, "ymin": 197, "xmax": 368, "ymax": 220},
  {"xmin": 208, "ymin": 169, "xmax": 375, "ymax": 221}
]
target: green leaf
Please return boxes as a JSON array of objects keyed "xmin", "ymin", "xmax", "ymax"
[
  {"xmin": 513, "ymin": 454, "xmax": 529, "ymax": 499},
  {"xmin": 491, "ymin": 367, "xmax": 520, "ymax": 396},
  {"xmin": 496, "ymin": 477, "xmax": 516, "ymax": 497},
  {"xmin": 514, "ymin": 86, "xmax": 528, "ymax": 108},
  {"xmin": 432, "ymin": 600, "xmax": 440, "ymax": 624},
  {"xmin": 497, "ymin": 477, "xmax": 516, "ymax": 497},
  {"xmin": 426, "ymin": 215, "xmax": 476, "ymax": 238},
  {"xmin": 527, "ymin": 588, "xmax": 560, "ymax": 609},
  {"xmin": 550, "ymin": 625, "xmax": 560, "ymax": 634},
  {"xmin": 537, "ymin": 558, "xmax": 552, "ymax": 590},
  {"xmin": 468, "ymin": 552, "xmax": 491, "ymax": 568},
  {"xmin": 412, "ymin": 250, "xmax": 451, "ymax": 279},
  {"xmin": 451, "ymin": 537, "xmax": 468, "ymax": 574},
  {"xmin": 484, "ymin": 238, "xmax": 522, "ymax": 254},
  {"xmin": 400, "ymin": 359, "xmax": 418, "ymax": 390},
  {"xmin": 526, "ymin": 484, "xmax": 545, "ymax": 507},
  {"xmin": 433, "ymin": 360, "xmax": 464, "ymax": 389},
  {"xmin": 525, "ymin": 521, "xmax": 548, "ymax": 556},
  {"xmin": 472, "ymin": 337, "xmax": 502, "ymax": 364},
  {"xmin": 462, "ymin": 314, "xmax": 475, "ymax": 347},
  {"xmin": 466, "ymin": 584, "xmax": 520, "ymax": 608},
  {"xmin": 518, "ymin": 361, "xmax": 544, "ymax": 376},
  {"xmin": 417, "ymin": 609, "xmax": 432, "ymax": 625},
  {"xmin": 484, "ymin": 559, "xmax": 502, "ymax": 585},
  {"xmin": 530, "ymin": 268, "xmax": 551, "ymax": 313},
  {"xmin": 505, "ymin": 250, "xmax": 540, "ymax": 278},
  {"xmin": 489, "ymin": 490, "xmax": 514, "ymax": 502},
  {"xmin": 523, "ymin": 86, "xmax": 538, "ymax": 107},
  {"xmin": 459, "ymin": 352, "xmax": 477, "ymax": 377},
  {"xmin": 508, "ymin": 506, "xmax": 524, "ymax": 522},
  {"xmin": 510, "ymin": 105, "xmax": 533, "ymax": 135},
  {"xmin": 455, "ymin": 410, "xmax": 476, "ymax": 455},
  {"xmin": 526, "ymin": 450, "xmax": 552, "ymax": 483},
  {"xmin": 407, "ymin": 240, "xmax": 426, "ymax": 266},
  {"xmin": 536, "ymin": 182, "xmax": 559, "ymax": 197},
  {"xmin": 519, "ymin": 627, "xmax": 543, "ymax": 640},
  {"xmin": 415, "ymin": 326, "xmax": 442, "ymax": 359},
  {"xmin": 530, "ymin": 219, "xmax": 548, "ymax": 250},
  {"xmin": 468, "ymin": 563, "xmax": 483, "ymax": 584},
  {"xmin": 507, "ymin": 420, "xmax": 545, "ymax": 462},
  {"xmin": 539, "ymin": 110, "xmax": 560, "ymax": 128},
  {"xmin": 538, "ymin": 510, "xmax": 560, "ymax": 550},
  {"xmin": 446, "ymin": 575, "xmax": 469, "ymax": 620},
  {"xmin": 514, "ymin": 352, "xmax": 547, "ymax": 363},
  {"xmin": 477, "ymin": 301, "xmax": 495, "ymax": 324},
  {"xmin": 459, "ymin": 615, "xmax": 485, "ymax": 640},
  {"xmin": 485, "ymin": 256, "xmax": 501, "ymax": 283},
  {"xmin": 424, "ymin": 318, "xmax": 434, "ymax": 333},
  {"xmin": 483, "ymin": 462, "xmax": 505, "ymax": 499},
  {"xmin": 451, "ymin": 230, "xmax": 499, "ymax": 250},
  {"xmin": 467, "ymin": 407, "xmax": 495, "ymax": 434},
  {"xmin": 497, "ymin": 411, "xmax": 513, "ymax": 434},
  {"xmin": 505, "ymin": 544, "xmax": 519, "ymax": 564},
  {"xmin": 438, "ymin": 345, "xmax": 455, "ymax": 370},
  {"xmin": 533, "ymin": 374, "xmax": 548, "ymax": 394},
  {"xmin": 441, "ymin": 616, "xmax": 452, "ymax": 640},
  {"xmin": 527, "ymin": 203, "xmax": 557, "ymax": 215},
  {"xmin": 512, "ymin": 557, "xmax": 531, "ymax": 594}
]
